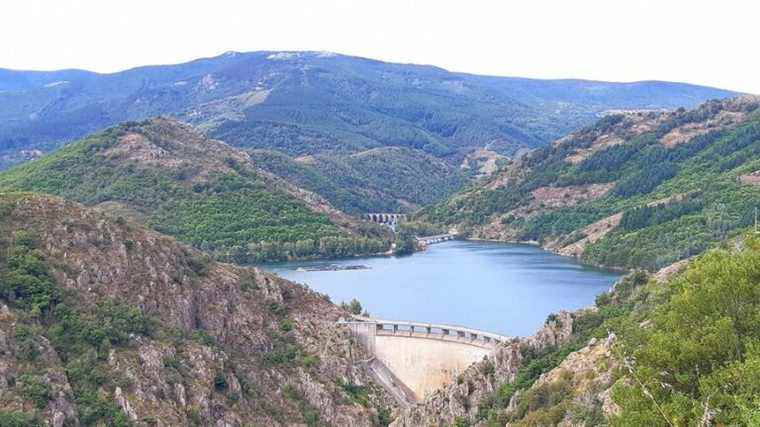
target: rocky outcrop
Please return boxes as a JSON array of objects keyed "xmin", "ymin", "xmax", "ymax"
[
  {"xmin": 504, "ymin": 332, "xmax": 620, "ymax": 426},
  {"xmin": 0, "ymin": 304, "xmax": 78, "ymax": 426},
  {"xmin": 0, "ymin": 193, "xmax": 392, "ymax": 426},
  {"xmin": 391, "ymin": 312, "xmax": 575, "ymax": 426}
]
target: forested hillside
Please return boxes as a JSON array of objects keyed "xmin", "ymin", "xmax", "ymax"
[
  {"xmin": 395, "ymin": 234, "xmax": 760, "ymax": 426},
  {"xmin": 0, "ymin": 51, "xmax": 735, "ymax": 170},
  {"xmin": 249, "ymin": 147, "xmax": 465, "ymax": 213},
  {"xmin": 0, "ymin": 193, "xmax": 393, "ymax": 425},
  {"xmin": 0, "ymin": 51, "xmax": 736, "ymax": 211},
  {"xmin": 421, "ymin": 96, "xmax": 760, "ymax": 270},
  {"xmin": 0, "ymin": 118, "xmax": 391, "ymax": 262}
]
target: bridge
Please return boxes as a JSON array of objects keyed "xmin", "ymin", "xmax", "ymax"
[
  {"xmin": 340, "ymin": 315, "xmax": 511, "ymax": 404},
  {"xmin": 415, "ymin": 233, "xmax": 456, "ymax": 246},
  {"xmin": 364, "ymin": 213, "xmax": 407, "ymax": 230}
]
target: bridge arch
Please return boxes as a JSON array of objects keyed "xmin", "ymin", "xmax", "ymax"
[{"xmin": 364, "ymin": 213, "xmax": 408, "ymax": 228}]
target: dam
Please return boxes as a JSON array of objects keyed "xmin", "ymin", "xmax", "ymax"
[{"xmin": 340, "ymin": 315, "xmax": 511, "ymax": 404}]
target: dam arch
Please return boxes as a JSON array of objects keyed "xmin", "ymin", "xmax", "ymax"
[{"xmin": 340, "ymin": 316, "xmax": 511, "ymax": 404}]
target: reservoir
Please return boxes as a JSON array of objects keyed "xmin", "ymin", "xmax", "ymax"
[{"xmin": 265, "ymin": 240, "xmax": 622, "ymax": 337}]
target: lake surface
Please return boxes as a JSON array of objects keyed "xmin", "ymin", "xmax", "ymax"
[{"xmin": 264, "ymin": 240, "xmax": 621, "ymax": 337}]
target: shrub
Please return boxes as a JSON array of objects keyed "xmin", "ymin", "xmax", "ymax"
[
  {"xmin": 280, "ymin": 320, "xmax": 294, "ymax": 332},
  {"xmin": 0, "ymin": 411, "xmax": 42, "ymax": 427},
  {"xmin": 214, "ymin": 373, "xmax": 228, "ymax": 391},
  {"xmin": 19, "ymin": 374, "xmax": 51, "ymax": 409},
  {"xmin": 1, "ymin": 233, "xmax": 61, "ymax": 316}
]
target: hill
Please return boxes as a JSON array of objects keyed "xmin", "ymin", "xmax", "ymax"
[
  {"xmin": 0, "ymin": 118, "xmax": 390, "ymax": 262},
  {"xmin": 394, "ymin": 234, "xmax": 760, "ymax": 426},
  {"xmin": 0, "ymin": 192, "xmax": 393, "ymax": 425},
  {"xmin": 249, "ymin": 147, "xmax": 465, "ymax": 214},
  {"xmin": 420, "ymin": 96, "xmax": 760, "ymax": 270},
  {"xmin": 0, "ymin": 52, "xmax": 737, "ymax": 212}
]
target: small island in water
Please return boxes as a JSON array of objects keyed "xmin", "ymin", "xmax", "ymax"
[{"xmin": 296, "ymin": 264, "xmax": 370, "ymax": 272}]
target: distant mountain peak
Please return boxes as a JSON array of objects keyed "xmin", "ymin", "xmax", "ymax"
[{"xmin": 0, "ymin": 50, "xmax": 738, "ymax": 172}]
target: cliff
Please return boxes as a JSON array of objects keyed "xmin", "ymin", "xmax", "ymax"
[{"xmin": 0, "ymin": 192, "xmax": 393, "ymax": 425}]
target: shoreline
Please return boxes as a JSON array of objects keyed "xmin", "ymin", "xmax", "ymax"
[
  {"xmin": 262, "ymin": 236, "xmax": 628, "ymax": 276},
  {"xmin": 466, "ymin": 235, "xmax": 630, "ymax": 273}
]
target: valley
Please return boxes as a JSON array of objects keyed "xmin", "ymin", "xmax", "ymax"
[
  {"xmin": 0, "ymin": 51, "xmax": 737, "ymax": 216},
  {"xmin": 267, "ymin": 240, "xmax": 620, "ymax": 337},
  {"xmin": 0, "ymin": 48, "xmax": 758, "ymax": 427}
]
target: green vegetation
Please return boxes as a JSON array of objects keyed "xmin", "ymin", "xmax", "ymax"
[
  {"xmin": 338, "ymin": 378, "xmax": 372, "ymax": 407},
  {"xmin": 340, "ymin": 298, "xmax": 365, "ymax": 315},
  {"xmin": 611, "ymin": 236, "xmax": 760, "ymax": 426},
  {"xmin": 0, "ymin": 231, "xmax": 148, "ymax": 426},
  {"xmin": 470, "ymin": 235, "xmax": 760, "ymax": 426},
  {"xmin": 0, "ymin": 231, "xmax": 60, "ymax": 317},
  {"xmin": 0, "ymin": 411, "xmax": 42, "ymax": 427},
  {"xmin": 19, "ymin": 373, "xmax": 52, "ymax": 409},
  {"xmin": 393, "ymin": 221, "xmax": 445, "ymax": 255},
  {"xmin": 474, "ymin": 272, "xmax": 649, "ymax": 425},
  {"xmin": 0, "ymin": 120, "xmax": 390, "ymax": 262},
  {"xmin": 249, "ymin": 147, "xmax": 465, "ymax": 214},
  {"xmin": 422, "ymin": 100, "xmax": 760, "ymax": 270}
]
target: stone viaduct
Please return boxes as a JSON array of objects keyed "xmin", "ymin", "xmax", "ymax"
[
  {"xmin": 340, "ymin": 315, "xmax": 511, "ymax": 405},
  {"xmin": 364, "ymin": 213, "xmax": 407, "ymax": 230}
]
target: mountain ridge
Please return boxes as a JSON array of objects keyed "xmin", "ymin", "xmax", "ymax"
[
  {"xmin": 0, "ymin": 50, "xmax": 739, "ymax": 212},
  {"xmin": 0, "ymin": 191, "xmax": 393, "ymax": 425},
  {"xmin": 419, "ymin": 95, "xmax": 760, "ymax": 270},
  {"xmin": 0, "ymin": 50, "xmax": 737, "ymax": 168},
  {"xmin": 0, "ymin": 117, "xmax": 391, "ymax": 262}
]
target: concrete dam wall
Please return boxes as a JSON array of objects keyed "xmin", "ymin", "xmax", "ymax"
[
  {"xmin": 341, "ymin": 316, "xmax": 509, "ymax": 403},
  {"xmin": 374, "ymin": 335, "xmax": 491, "ymax": 399}
]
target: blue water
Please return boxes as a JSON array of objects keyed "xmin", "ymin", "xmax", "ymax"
[{"xmin": 264, "ymin": 240, "xmax": 621, "ymax": 337}]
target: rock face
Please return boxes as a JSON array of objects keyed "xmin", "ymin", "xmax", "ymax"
[
  {"xmin": 514, "ymin": 332, "xmax": 621, "ymax": 426},
  {"xmin": 0, "ymin": 193, "xmax": 392, "ymax": 425},
  {"xmin": 391, "ymin": 312, "xmax": 575, "ymax": 426}
]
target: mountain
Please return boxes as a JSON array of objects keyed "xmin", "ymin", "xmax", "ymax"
[
  {"xmin": 248, "ymin": 147, "xmax": 465, "ymax": 214},
  {"xmin": 420, "ymin": 96, "xmax": 760, "ymax": 270},
  {"xmin": 0, "ymin": 118, "xmax": 391, "ymax": 262},
  {"xmin": 0, "ymin": 51, "xmax": 737, "ymax": 211},
  {"xmin": 0, "ymin": 51, "xmax": 737, "ymax": 167},
  {"xmin": 0, "ymin": 192, "xmax": 393, "ymax": 425},
  {"xmin": 394, "ymin": 235, "xmax": 760, "ymax": 426}
]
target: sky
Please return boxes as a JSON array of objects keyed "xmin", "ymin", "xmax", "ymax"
[{"xmin": 1, "ymin": 0, "xmax": 758, "ymax": 93}]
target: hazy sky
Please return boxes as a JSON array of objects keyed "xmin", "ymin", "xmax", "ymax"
[{"xmin": 2, "ymin": 0, "xmax": 758, "ymax": 93}]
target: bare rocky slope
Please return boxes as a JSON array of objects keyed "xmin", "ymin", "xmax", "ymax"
[{"xmin": 0, "ymin": 193, "xmax": 393, "ymax": 426}]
